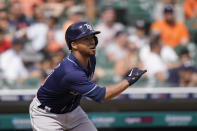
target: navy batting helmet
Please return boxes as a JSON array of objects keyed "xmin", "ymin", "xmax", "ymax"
[{"xmin": 65, "ymin": 21, "xmax": 100, "ymax": 50}]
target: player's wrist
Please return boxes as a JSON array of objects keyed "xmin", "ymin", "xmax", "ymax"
[
  {"xmin": 125, "ymin": 68, "xmax": 147, "ymax": 86},
  {"xmin": 125, "ymin": 77, "xmax": 134, "ymax": 86}
]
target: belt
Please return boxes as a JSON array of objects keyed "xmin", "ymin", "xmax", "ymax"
[{"xmin": 38, "ymin": 104, "xmax": 64, "ymax": 114}]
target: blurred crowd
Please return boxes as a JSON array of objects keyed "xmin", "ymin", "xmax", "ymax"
[{"xmin": 0, "ymin": 0, "xmax": 197, "ymax": 88}]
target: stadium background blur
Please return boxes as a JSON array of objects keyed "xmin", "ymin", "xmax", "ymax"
[{"xmin": 0, "ymin": 0, "xmax": 197, "ymax": 130}]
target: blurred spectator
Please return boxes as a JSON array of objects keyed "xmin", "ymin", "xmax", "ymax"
[
  {"xmin": 183, "ymin": 0, "xmax": 197, "ymax": 20},
  {"xmin": 8, "ymin": 2, "xmax": 31, "ymax": 33},
  {"xmin": 82, "ymin": 0, "xmax": 96, "ymax": 21},
  {"xmin": 95, "ymin": 6, "xmax": 124, "ymax": 49},
  {"xmin": 10, "ymin": 0, "xmax": 42, "ymax": 18},
  {"xmin": 184, "ymin": 0, "xmax": 197, "ymax": 44},
  {"xmin": 0, "ymin": 0, "xmax": 195, "ymax": 88},
  {"xmin": 62, "ymin": 5, "xmax": 85, "ymax": 32},
  {"xmin": 39, "ymin": 0, "xmax": 65, "ymax": 19},
  {"xmin": 62, "ymin": 0, "xmax": 75, "ymax": 9},
  {"xmin": 46, "ymin": 17, "xmax": 65, "ymax": 47},
  {"xmin": 26, "ymin": 5, "xmax": 48, "ymax": 52},
  {"xmin": 32, "ymin": 5, "xmax": 45, "ymax": 22},
  {"xmin": 127, "ymin": 42, "xmax": 144, "ymax": 68},
  {"xmin": 0, "ymin": 4, "xmax": 13, "ymax": 41},
  {"xmin": 27, "ymin": 14, "xmax": 65, "ymax": 52},
  {"xmin": 20, "ymin": 51, "xmax": 44, "ymax": 87},
  {"xmin": 43, "ymin": 21, "xmax": 65, "ymax": 56},
  {"xmin": 0, "ymin": 37, "xmax": 28, "ymax": 83},
  {"xmin": 168, "ymin": 48, "xmax": 197, "ymax": 87},
  {"xmin": 45, "ymin": 29, "xmax": 62, "ymax": 53},
  {"xmin": 20, "ymin": 49, "xmax": 43, "ymax": 74},
  {"xmin": 105, "ymin": 31, "xmax": 128, "ymax": 62},
  {"xmin": 0, "ymin": 6, "xmax": 9, "ymax": 32},
  {"xmin": 27, "ymin": 48, "xmax": 66, "ymax": 85},
  {"xmin": 152, "ymin": 0, "xmax": 185, "ymax": 23},
  {"xmin": 105, "ymin": 31, "xmax": 129, "ymax": 81},
  {"xmin": 128, "ymin": 20, "xmax": 149, "ymax": 50},
  {"xmin": 139, "ymin": 32, "xmax": 179, "ymax": 70},
  {"xmin": 38, "ymin": 55, "xmax": 52, "ymax": 76},
  {"xmin": 151, "ymin": 4, "xmax": 189, "ymax": 48},
  {"xmin": 50, "ymin": 49, "xmax": 66, "ymax": 69},
  {"xmin": 142, "ymin": 34, "xmax": 168, "ymax": 87},
  {"xmin": 37, "ymin": 48, "xmax": 66, "ymax": 83},
  {"xmin": 0, "ymin": 0, "xmax": 6, "ymax": 9},
  {"xmin": 178, "ymin": 64, "xmax": 197, "ymax": 87},
  {"xmin": 122, "ymin": 42, "xmax": 144, "ymax": 78},
  {"xmin": 0, "ymin": 29, "xmax": 11, "ymax": 54}
]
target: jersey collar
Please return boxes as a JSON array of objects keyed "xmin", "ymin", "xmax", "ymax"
[{"xmin": 68, "ymin": 53, "xmax": 90, "ymax": 74}]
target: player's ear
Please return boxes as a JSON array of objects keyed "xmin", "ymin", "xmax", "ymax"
[{"xmin": 71, "ymin": 41, "xmax": 78, "ymax": 50}]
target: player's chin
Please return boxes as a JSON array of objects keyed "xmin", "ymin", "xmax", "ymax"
[
  {"xmin": 89, "ymin": 51, "xmax": 96, "ymax": 56},
  {"xmin": 89, "ymin": 48, "xmax": 96, "ymax": 54}
]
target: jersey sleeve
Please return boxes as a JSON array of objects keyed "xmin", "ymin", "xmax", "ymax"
[{"xmin": 60, "ymin": 71, "xmax": 106, "ymax": 103}]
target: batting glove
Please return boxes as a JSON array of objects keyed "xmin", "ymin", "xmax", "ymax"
[{"xmin": 125, "ymin": 67, "xmax": 147, "ymax": 86}]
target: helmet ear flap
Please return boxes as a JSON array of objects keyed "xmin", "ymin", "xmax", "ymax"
[
  {"xmin": 66, "ymin": 41, "xmax": 72, "ymax": 50},
  {"xmin": 94, "ymin": 36, "xmax": 98, "ymax": 46}
]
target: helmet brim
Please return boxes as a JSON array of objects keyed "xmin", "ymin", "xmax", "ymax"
[
  {"xmin": 93, "ymin": 31, "xmax": 101, "ymax": 34},
  {"xmin": 75, "ymin": 30, "xmax": 101, "ymax": 41}
]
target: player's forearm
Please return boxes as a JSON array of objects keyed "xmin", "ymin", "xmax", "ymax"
[
  {"xmin": 104, "ymin": 80, "xmax": 130, "ymax": 101},
  {"xmin": 103, "ymin": 68, "xmax": 147, "ymax": 101}
]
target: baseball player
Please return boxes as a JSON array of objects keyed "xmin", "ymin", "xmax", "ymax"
[{"xmin": 29, "ymin": 21, "xmax": 147, "ymax": 131}]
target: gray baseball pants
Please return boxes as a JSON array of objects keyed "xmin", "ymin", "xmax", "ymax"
[{"xmin": 29, "ymin": 97, "xmax": 97, "ymax": 131}]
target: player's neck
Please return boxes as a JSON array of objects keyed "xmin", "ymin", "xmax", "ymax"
[{"xmin": 72, "ymin": 52, "xmax": 89, "ymax": 67}]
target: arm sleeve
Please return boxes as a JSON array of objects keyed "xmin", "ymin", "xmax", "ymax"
[{"xmin": 60, "ymin": 71, "xmax": 106, "ymax": 103}]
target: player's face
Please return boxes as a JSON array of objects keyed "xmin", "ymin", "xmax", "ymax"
[{"xmin": 75, "ymin": 35, "xmax": 96, "ymax": 56}]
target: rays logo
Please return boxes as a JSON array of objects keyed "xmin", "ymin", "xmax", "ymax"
[{"xmin": 84, "ymin": 23, "xmax": 93, "ymax": 31}]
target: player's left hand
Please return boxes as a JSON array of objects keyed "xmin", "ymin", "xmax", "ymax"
[{"xmin": 125, "ymin": 67, "xmax": 147, "ymax": 86}]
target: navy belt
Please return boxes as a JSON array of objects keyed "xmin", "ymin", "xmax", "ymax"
[
  {"xmin": 38, "ymin": 104, "xmax": 77, "ymax": 114},
  {"xmin": 38, "ymin": 104, "xmax": 65, "ymax": 114}
]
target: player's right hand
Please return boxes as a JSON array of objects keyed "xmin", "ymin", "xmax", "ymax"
[{"xmin": 125, "ymin": 67, "xmax": 147, "ymax": 86}]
